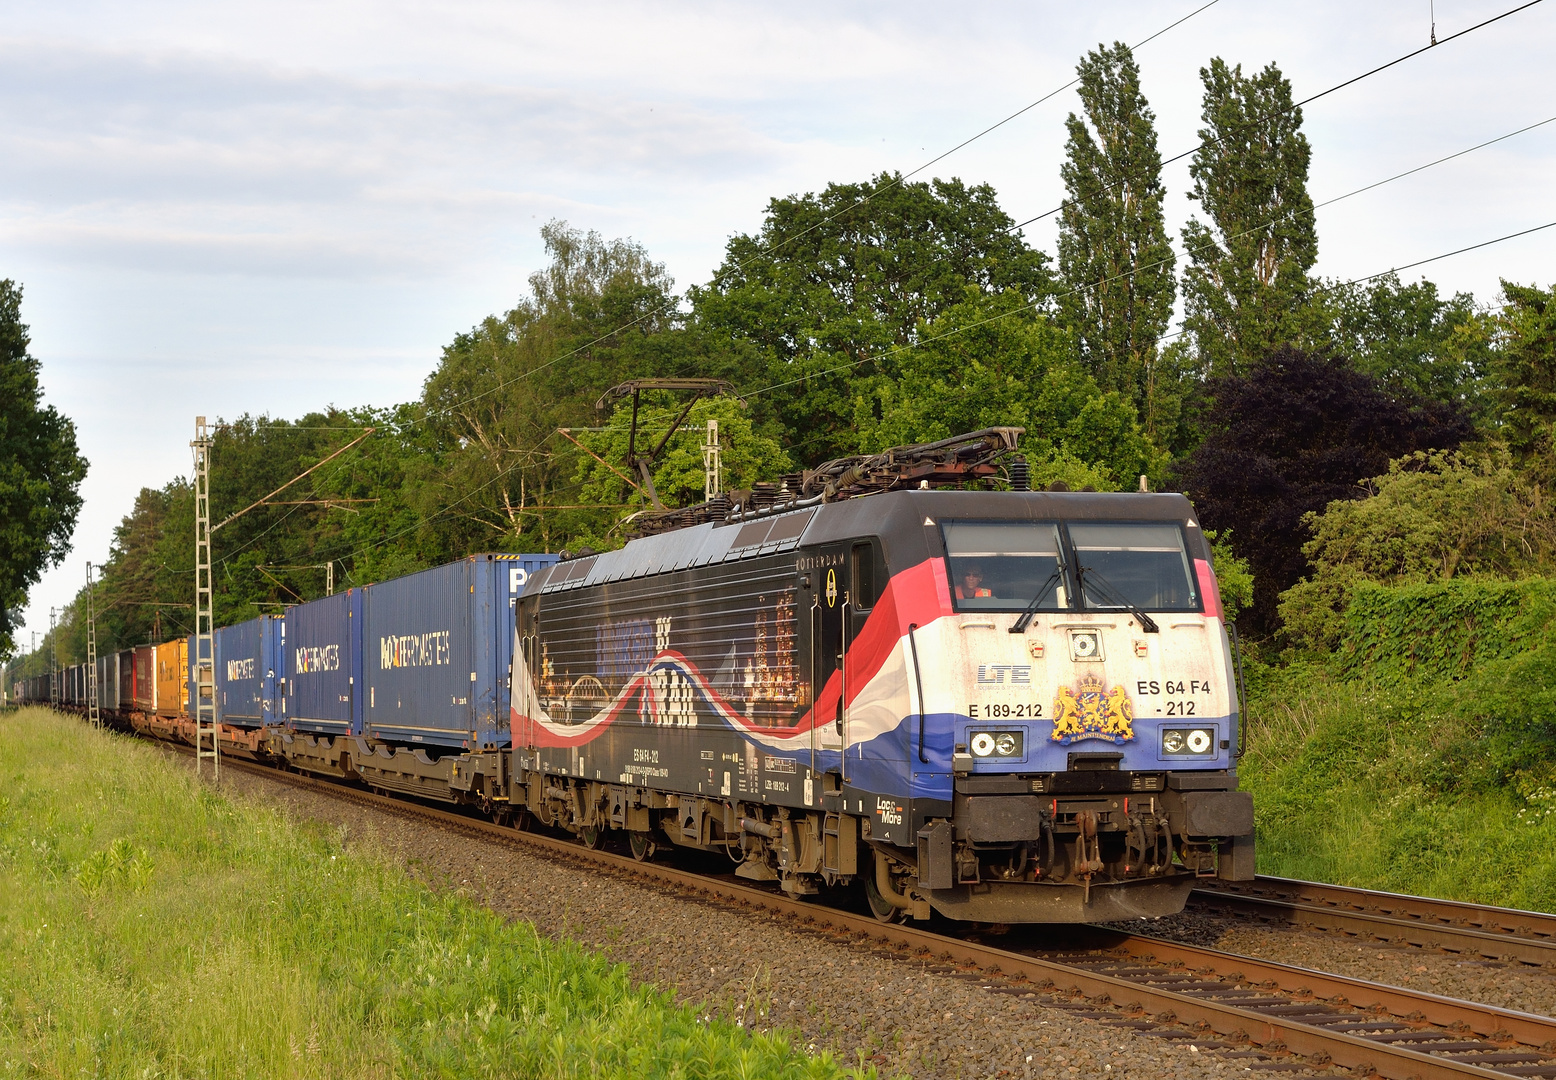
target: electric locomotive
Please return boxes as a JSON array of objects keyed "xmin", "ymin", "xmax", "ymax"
[{"xmin": 512, "ymin": 429, "xmax": 1253, "ymax": 923}]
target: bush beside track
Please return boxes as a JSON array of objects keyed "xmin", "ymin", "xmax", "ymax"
[
  {"xmin": 0, "ymin": 707, "xmax": 870, "ymax": 1079},
  {"xmin": 1241, "ymin": 578, "xmax": 1556, "ymax": 911}
]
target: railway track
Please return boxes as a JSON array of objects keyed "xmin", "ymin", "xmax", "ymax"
[
  {"xmin": 1192, "ymin": 878, "xmax": 1556, "ymax": 968},
  {"xmin": 173, "ymin": 748, "xmax": 1556, "ymax": 1080}
]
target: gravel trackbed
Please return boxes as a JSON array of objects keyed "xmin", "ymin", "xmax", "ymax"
[{"xmin": 216, "ymin": 764, "xmax": 1556, "ymax": 1079}]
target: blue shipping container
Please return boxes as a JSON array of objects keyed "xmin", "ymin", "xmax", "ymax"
[
  {"xmin": 283, "ymin": 588, "xmax": 363, "ymax": 736},
  {"xmin": 214, "ymin": 615, "xmax": 284, "ymax": 726},
  {"xmin": 361, "ymin": 553, "xmax": 557, "ymax": 749}
]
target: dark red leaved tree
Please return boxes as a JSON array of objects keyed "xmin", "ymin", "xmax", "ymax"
[{"xmin": 1176, "ymin": 346, "xmax": 1471, "ymax": 636}]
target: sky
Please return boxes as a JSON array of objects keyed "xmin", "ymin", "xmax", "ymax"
[{"xmin": 4, "ymin": 0, "xmax": 1553, "ymax": 654}]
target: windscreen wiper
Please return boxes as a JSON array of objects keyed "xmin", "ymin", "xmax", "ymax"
[
  {"xmin": 1076, "ymin": 565, "xmax": 1159, "ymax": 633},
  {"xmin": 1009, "ymin": 568, "xmax": 1063, "ymax": 633}
]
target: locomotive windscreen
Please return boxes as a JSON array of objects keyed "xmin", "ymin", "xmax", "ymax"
[
  {"xmin": 943, "ymin": 521, "xmax": 1068, "ymax": 612},
  {"xmin": 942, "ymin": 519, "xmax": 1201, "ymax": 613},
  {"xmin": 1069, "ymin": 522, "xmax": 1199, "ymax": 612}
]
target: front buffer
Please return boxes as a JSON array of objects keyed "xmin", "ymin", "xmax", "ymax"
[{"xmin": 892, "ymin": 766, "xmax": 1253, "ymax": 923}]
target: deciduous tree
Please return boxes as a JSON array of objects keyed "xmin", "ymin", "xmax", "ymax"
[
  {"xmin": 1057, "ymin": 42, "xmax": 1175, "ymax": 426},
  {"xmin": 852, "ymin": 292, "xmax": 1163, "ymax": 491},
  {"xmin": 1488, "ymin": 280, "xmax": 1556, "ymax": 461},
  {"xmin": 1176, "ymin": 347, "xmax": 1472, "ymax": 635},
  {"xmin": 0, "ymin": 280, "xmax": 87, "ymax": 658},
  {"xmin": 690, "ymin": 174, "xmax": 1053, "ymax": 462},
  {"xmin": 421, "ymin": 221, "xmax": 750, "ymax": 554},
  {"xmin": 1279, "ymin": 448, "xmax": 1556, "ymax": 652},
  {"xmin": 572, "ymin": 396, "xmax": 791, "ymax": 550},
  {"xmin": 1180, "ymin": 60, "xmax": 1317, "ymax": 379},
  {"xmin": 1314, "ymin": 273, "xmax": 1490, "ymax": 413}
]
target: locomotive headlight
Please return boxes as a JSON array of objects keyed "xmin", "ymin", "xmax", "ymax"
[
  {"xmin": 1162, "ymin": 727, "xmax": 1215, "ymax": 755},
  {"xmin": 969, "ymin": 730, "xmax": 1024, "ymax": 758},
  {"xmin": 1069, "ymin": 629, "xmax": 1103, "ymax": 662}
]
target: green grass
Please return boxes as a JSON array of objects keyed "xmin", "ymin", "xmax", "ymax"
[
  {"xmin": 0, "ymin": 708, "xmax": 871, "ymax": 1079},
  {"xmin": 1239, "ymin": 661, "xmax": 1556, "ymax": 912}
]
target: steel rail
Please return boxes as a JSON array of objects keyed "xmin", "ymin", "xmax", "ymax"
[
  {"xmin": 1193, "ymin": 877, "xmax": 1556, "ymax": 967},
  {"xmin": 173, "ymin": 748, "xmax": 1556, "ymax": 1080}
]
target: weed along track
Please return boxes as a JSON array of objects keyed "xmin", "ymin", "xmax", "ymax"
[
  {"xmin": 173, "ymin": 744, "xmax": 1556, "ymax": 1080},
  {"xmin": 1191, "ymin": 878, "xmax": 1556, "ymax": 968}
]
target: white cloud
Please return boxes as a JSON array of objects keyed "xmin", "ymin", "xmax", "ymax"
[{"xmin": 6, "ymin": 0, "xmax": 1555, "ymax": 648}]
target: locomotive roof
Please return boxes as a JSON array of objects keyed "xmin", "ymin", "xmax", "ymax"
[{"xmin": 530, "ymin": 488, "xmax": 1205, "ymax": 596}]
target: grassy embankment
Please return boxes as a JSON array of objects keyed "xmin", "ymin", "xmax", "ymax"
[
  {"xmin": 0, "ymin": 707, "xmax": 868, "ymax": 1079},
  {"xmin": 1239, "ymin": 579, "xmax": 1556, "ymax": 911}
]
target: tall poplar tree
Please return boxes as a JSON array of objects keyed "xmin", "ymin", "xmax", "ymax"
[
  {"xmin": 1180, "ymin": 59, "xmax": 1317, "ymax": 379},
  {"xmin": 1058, "ymin": 42, "xmax": 1175, "ymax": 422}
]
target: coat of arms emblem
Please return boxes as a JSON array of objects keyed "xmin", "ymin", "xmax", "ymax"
[{"xmin": 1051, "ymin": 672, "xmax": 1135, "ymax": 744}]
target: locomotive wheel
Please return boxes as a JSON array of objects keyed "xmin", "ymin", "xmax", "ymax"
[
  {"xmin": 864, "ymin": 869, "xmax": 907, "ymax": 924},
  {"xmin": 580, "ymin": 825, "xmax": 605, "ymax": 850},
  {"xmin": 629, "ymin": 831, "xmax": 656, "ymax": 862}
]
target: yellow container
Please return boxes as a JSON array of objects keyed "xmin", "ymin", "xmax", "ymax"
[{"xmin": 156, "ymin": 638, "xmax": 188, "ymax": 718}]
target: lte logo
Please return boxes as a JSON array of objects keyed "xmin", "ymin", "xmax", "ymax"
[{"xmin": 977, "ymin": 664, "xmax": 1032, "ymax": 685}]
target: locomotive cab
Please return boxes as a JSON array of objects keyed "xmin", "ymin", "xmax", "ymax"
[{"xmin": 792, "ymin": 488, "xmax": 1254, "ymax": 923}]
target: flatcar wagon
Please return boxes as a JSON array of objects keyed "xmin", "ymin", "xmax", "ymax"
[{"xmin": 509, "ymin": 429, "xmax": 1253, "ymax": 923}]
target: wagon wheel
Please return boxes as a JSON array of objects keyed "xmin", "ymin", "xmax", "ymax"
[
  {"xmin": 580, "ymin": 825, "xmax": 606, "ymax": 850},
  {"xmin": 864, "ymin": 868, "xmax": 908, "ymax": 924},
  {"xmin": 629, "ymin": 831, "xmax": 656, "ymax": 862}
]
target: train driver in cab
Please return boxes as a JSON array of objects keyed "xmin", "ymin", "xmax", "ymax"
[{"xmin": 955, "ymin": 563, "xmax": 994, "ymax": 600}]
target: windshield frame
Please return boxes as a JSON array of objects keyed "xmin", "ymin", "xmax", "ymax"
[
  {"xmin": 939, "ymin": 517, "xmax": 1204, "ymax": 615},
  {"xmin": 941, "ymin": 519, "xmax": 1071, "ymax": 615},
  {"xmin": 1066, "ymin": 519, "xmax": 1202, "ymax": 615}
]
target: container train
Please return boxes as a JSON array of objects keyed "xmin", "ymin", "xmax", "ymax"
[{"xmin": 16, "ymin": 428, "xmax": 1254, "ymax": 923}]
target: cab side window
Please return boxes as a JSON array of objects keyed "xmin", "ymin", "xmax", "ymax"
[{"xmin": 851, "ymin": 542, "xmax": 878, "ymax": 610}]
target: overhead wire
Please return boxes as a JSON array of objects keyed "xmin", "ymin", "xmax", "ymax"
[
  {"xmin": 1148, "ymin": 218, "xmax": 1556, "ymax": 350},
  {"xmin": 180, "ymin": 3, "xmax": 1551, "ymax": 583},
  {"xmin": 417, "ymin": 0, "xmax": 1542, "ymax": 431},
  {"xmin": 210, "ymin": 431, "xmax": 389, "ymax": 569},
  {"xmin": 313, "ymin": 111, "xmax": 1556, "ymax": 565},
  {"xmin": 1309, "ymin": 112, "xmax": 1556, "ymax": 208},
  {"xmin": 219, "ymin": 425, "xmax": 569, "ymax": 583},
  {"xmin": 321, "ymin": 406, "xmax": 745, "ymax": 571},
  {"xmin": 1008, "ymin": 0, "xmax": 1547, "ymax": 232},
  {"xmin": 289, "ymin": 5, "xmax": 1228, "ymax": 570},
  {"xmin": 397, "ymin": 1, "xmax": 1225, "ymax": 430},
  {"xmin": 739, "ymin": 112, "xmax": 1556, "ymax": 400},
  {"xmin": 328, "ymin": 457, "xmax": 534, "ymax": 577},
  {"xmin": 261, "ymin": 0, "xmax": 1535, "ymax": 553},
  {"xmin": 1361, "ymin": 219, "xmax": 1555, "ymax": 279},
  {"xmin": 709, "ymin": 0, "xmax": 1223, "ymax": 277}
]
